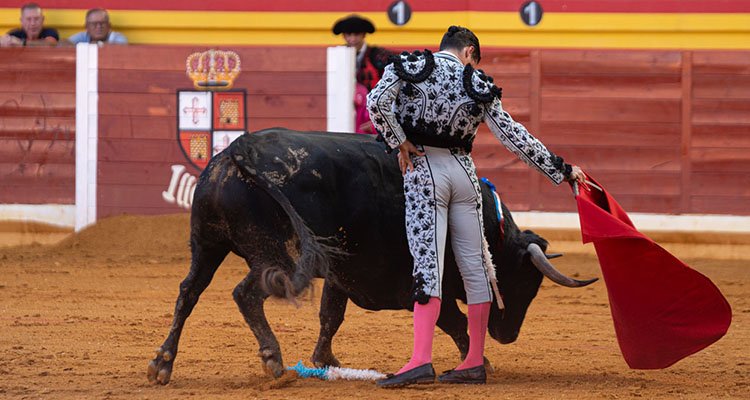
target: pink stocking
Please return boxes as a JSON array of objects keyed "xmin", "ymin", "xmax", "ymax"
[
  {"xmin": 397, "ymin": 297, "xmax": 441, "ymax": 374},
  {"xmin": 456, "ymin": 301, "xmax": 490, "ymax": 370}
]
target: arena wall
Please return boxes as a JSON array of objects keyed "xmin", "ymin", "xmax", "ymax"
[
  {"xmin": 95, "ymin": 45, "xmax": 326, "ymax": 217},
  {"xmin": 0, "ymin": 47, "xmax": 76, "ymax": 227},
  {"xmin": 1, "ymin": 1, "xmax": 750, "ymax": 49},
  {"xmin": 1, "ymin": 45, "xmax": 749, "ymax": 232}
]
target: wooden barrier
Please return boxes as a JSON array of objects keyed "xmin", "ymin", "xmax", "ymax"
[
  {"xmin": 0, "ymin": 46, "xmax": 748, "ymax": 221},
  {"xmin": 473, "ymin": 49, "xmax": 750, "ymax": 215},
  {"xmin": 96, "ymin": 45, "xmax": 326, "ymax": 216},
  {"xmin": 0, "ymin": 48, "xmax": 76, "ymax": 205}
]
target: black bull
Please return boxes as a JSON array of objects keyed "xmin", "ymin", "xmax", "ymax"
[{"xmin": 147, "ymin": 128, "xmax": 596, "ymax": 384}]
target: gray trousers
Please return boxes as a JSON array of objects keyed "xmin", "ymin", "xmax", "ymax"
[{"xmin": 403, "ymin": 145, "xmax": 494, "ymax": 305}]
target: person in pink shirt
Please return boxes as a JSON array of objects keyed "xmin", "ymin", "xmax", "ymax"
[{"xmin": 354, "ymin": 83, "xmax": 374, "ymax": 134}]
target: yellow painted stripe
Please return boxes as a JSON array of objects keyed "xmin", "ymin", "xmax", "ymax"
[{"xmin": 2, "ymin": 9, "xmax": 750, "ymax": 49}]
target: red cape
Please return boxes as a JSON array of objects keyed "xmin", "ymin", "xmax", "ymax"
[{"xmin": 575, "ymin": 176, "xmax": 732, "ymax": 369}]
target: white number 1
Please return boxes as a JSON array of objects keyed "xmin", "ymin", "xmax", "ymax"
[
  {"xmin": 393, "ymin": 1, "xmax": 406, "ymax": 25},
  {"xmin": 524, "ymin": 2, "xmax": 539, "ymax": 25}
]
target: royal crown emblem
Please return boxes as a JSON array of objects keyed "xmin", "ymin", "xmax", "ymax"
[{"xmin": 186, "ymin": 49, "xmax": 241, "ymax": 90}]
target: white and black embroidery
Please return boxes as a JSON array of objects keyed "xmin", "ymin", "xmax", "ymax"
[
  {"xmin": 484, "ymin": 98, "xmax": 569, "ymax": 184},
  {"xmin": 367, "ymin": 50, "xmax": 571, "ymax": 183},
  {"xmin": 367, "ymin": 64, "xmax": 406, "ymax": 149},
  {"xmin": 463, "ymin": 65, "xmax": 502, "ymax": 104},
  {"xmin": 403, "ymin": 155, "xmax": 440, "ymax": 303},
  {"xmin": 392, "ymin": 49, "xmax": 435, "ymax": 83}
]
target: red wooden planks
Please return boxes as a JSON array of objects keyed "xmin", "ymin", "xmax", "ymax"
[
  {"xmin": 538, "ymin": 121, "xmax": 680, "ymax": 147},
  {"xmin": 691, "ymin": 148, "xmax": 750, "ymax": 172},
  {"xmin": 2, "ymin": 70, "xmax": 76, "ymax": 94},
  {"xmin": 690, "ymin": 172, "xmax": 750, "ymax": 197},
  {"xmin": 0, "ymin": 48, "xmax": 76, "ymax": 205},
  {"xmin": 98, "ymin": 46, "xmax": 326, "ymax": 72},
  {"xmin": 692, "ymin": 52, "xmax": 750, "ymax": 75},
  {"xmin": 0, "ymin": 139, "xmax": 75, "ymax": 164},
  {"xmin": 97, "ymin": 92, "xmax": 326, "ymax": 118},
  {"xmin": 691, "ymin": 196, "xmax": 750, "ymax": 215},
  {"xmin": 692, "ymin": 124, "xmax": 750, "ymax": 148},
  {"xmin": 479, "ymin": 50, "xmax": 532, "ymax": 75},
  {"xmin": 0, "ymin": 184, "xmax": 73, "ymax": 204},
  {"xmin": 0, "ymin": 116, "xmax": 75, "ymax": 140},
  {"xmin": 541, "ymin": 50, "xmax": 682, "ymax": 75},
  {"xmin": 693, "ymin": 74, "xmax": 750, "ymax": 100},
  {"xmin": 542, "ymin": 75, "xmax": 682, "ymax": 99},
  {"xmin": 541, "ymin": 97, "xmax": 681, "ymax": 123},
  {"xmin": 0, "ymin": 48, "xmax": 75, "ymax": 71},
  {"xmin": 0, "ymin": 93, "xmax": 75, "ymax": 118},
  {"xmin": 99, "ymin": 70, "xmax": 326, "ymax": 95},
  {"xmin": 692, "ymin": 99, "xmax": 750, "ymax": 125}
]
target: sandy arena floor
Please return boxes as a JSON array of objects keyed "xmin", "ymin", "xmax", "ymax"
[{"xmin": 0, "ymin": 214, "xmax": 748, "ymax": 399}]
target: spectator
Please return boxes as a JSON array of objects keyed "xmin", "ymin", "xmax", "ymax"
[
  {"xmin": 68, "ymin": 8, "xmax": 128, "ymax": 45},
  {"xmin": 332, "ymin": 14, "xmax": 392, "ymax": 134},
  {"xmin": 332, "ymin": 14, "xmax": 392, "ymax": 92},
  {"xmin": 0, "ymin": 3, "xmax": 59, "ymax": 47}
]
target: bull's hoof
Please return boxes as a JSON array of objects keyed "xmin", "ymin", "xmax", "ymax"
[
  {"xmin": 259, "ymin": 349, "xmax": 284, "ymax": 378},
  {"xmin": 311, "ymin": 351, "xmax": 340, "ymax": 368},
  {"xmin": 147, "ymin": 347, "xmax": 174, "ymax": 385},
  {"xmin": 483, "ymin": 357, "xmax": 494, "ymax": 374}
]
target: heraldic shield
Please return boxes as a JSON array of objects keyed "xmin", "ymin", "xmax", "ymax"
[{"xmin": 177, "ymin": 89, "xmax": 247, "ymax": 172}]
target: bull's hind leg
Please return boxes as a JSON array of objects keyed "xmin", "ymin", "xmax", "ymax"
[
  {"xmin": 147, "ymin": 240, "xmax": 229, "ymax": 385},
  {"xmin": 233, "ymin": 266, "xmax": 286, "ymax": 378},
  {"xmin": 311, "ymin": 280, "xmax": 348, "ymax": 368}
]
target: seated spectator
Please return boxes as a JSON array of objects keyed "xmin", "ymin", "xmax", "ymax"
[
  {"xmin": 0, "ymin": 3, "xmax": 58, "ymax": 47},
  {"xmin": 68, "ymin": 8, "xmax": 127, "ymax": 45}
]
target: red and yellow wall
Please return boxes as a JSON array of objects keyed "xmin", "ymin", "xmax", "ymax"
[{"xmin": 1, "ymin": 0, "xmax": 750, "ymax": 49}]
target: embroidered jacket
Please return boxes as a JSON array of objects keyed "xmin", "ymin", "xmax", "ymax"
[{"xmin": 366, "ymin": 50, "xmax": 571, "ymax": 185}]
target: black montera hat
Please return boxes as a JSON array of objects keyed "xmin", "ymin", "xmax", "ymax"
[{"xmin": 332, "ymin": 14, "xmax": 375, "ymax": 35}]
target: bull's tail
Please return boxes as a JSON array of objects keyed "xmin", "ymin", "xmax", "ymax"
[{"xmin": 231, "ymin": 152, "xmax": 341, "ymax": 302}]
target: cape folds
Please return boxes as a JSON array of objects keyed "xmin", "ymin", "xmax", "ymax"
[{"xmin": 575, "ymin": 174, "xmax": 732, "ymax": 369}]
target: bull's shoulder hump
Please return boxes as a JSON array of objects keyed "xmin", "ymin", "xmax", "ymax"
[
  {"xmin": 392, "ymin": 49, "xmax": 435, "ymax": 83},
  {"xmin": 462, "ymin": 65, "xmax": 502, "ymax": 104}
]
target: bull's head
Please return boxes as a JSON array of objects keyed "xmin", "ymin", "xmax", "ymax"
[{"xmin": 488, "ymin": 229, "xmax": 597, "ymax": 344}]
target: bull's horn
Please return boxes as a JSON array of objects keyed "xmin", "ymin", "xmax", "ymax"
[
  {"xmin": 527, "ymin": 243, "xmax": 598, "ymax": 287},
  {"xmin": 546, "ymin": 253, "xmax": 563, "ymax": 260}
]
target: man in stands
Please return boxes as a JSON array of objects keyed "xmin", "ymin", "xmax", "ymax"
[
  {"xmin": 0, "ymin": 3, "xmax": 58, "ymax": 47},
  {"xmin": 332, "ymin": 14, "xmax": 392, "ymax": 134},
  {"xmin": 68, "ymin": 8, "xmax": 128, "ymax": 45}
]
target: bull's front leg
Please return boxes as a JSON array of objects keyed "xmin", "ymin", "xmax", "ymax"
[
  {"xmin": 311, "ymin": 280, "xmax": 348, "ymax": 368},
  {"xmin": 232, "ymin": 270, "xmax": 285, "ymax": 378}
]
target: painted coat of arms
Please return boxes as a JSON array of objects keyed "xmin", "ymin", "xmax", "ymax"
[{"xmin": 177, "ymin": 49, "xmax": 246, "ymax": 171}]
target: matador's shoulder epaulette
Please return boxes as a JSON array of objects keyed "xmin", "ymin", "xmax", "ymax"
[
  {"xmin": 391, "ymin": 49, "xmax": 435, "ymax": 83},
  {"xmin": 462, "ymin": 65, "xmax": 502, "ymax": 104}
]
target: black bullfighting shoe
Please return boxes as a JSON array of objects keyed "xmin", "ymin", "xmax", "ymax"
[
  {"xmin": 376, "ymin": 363, "xmax": 435, "ymax": 388},
  {"xmin": 437, "ymin": 365, "xmax": 487, "ymax": 384}
]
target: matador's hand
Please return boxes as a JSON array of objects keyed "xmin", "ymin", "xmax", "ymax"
[
  {"xmin": 397, "ymin": 140, "xmax": 425, "ymax": 175},
  {"xmin": 567, "ymin": 165, "xmax": 585, "ymax": 184}
]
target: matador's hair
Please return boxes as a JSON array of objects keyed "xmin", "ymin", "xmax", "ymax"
[{"xmin": 439, "ymin": 25, "xmax": 481, "ymax": 64}]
